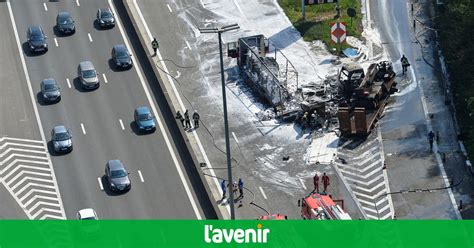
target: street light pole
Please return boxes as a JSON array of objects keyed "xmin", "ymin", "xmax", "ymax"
[{"xmin": 199, "ymin": 24, "xmax": 240, "ymax": 220}]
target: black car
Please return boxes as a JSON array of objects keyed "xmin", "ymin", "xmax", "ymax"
[
  {"xmin": 105, "ymin": 160, "xmax": 131, "ymax": 192},
  {"xmin": 96, "ymin": 8, "xmax": 115, "ymax": 28},
  {"xmin": 111, "ymin": 44, "xmax": 132, "ymax": 69},
  {"xmin": 27, "ymin": 25, "xmax": 48, "ymax": 53},
  {"xmin": 56, "ymin": 11, "xmax": 75, "ymax": 35},
  {"xmin": 51, "ymin": 125, "xmax": 73, "ymax": 154},
  {"xmin": 41, "ymin": 78, "xmax": 61, "ymax": 103}
]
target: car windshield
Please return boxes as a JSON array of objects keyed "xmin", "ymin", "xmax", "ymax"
[
  {"xmin": 82, "ymin": 69, "xmax": 97, "ymax": 78},
  {"xmin": 54, "ymin": 132, "xmax": 70, "ymax": 141},
  {"xmin": 116, "ymin": 50, "xmax": 129, "ymax": 59},
  {"xmin": 60, "ymin": 17, "xmax": 73, "ymax": 25},
  {"xmin": 110, "ymin": 169, "xmax": 127, "ymax": 178},
  {"xmin": 101, "ymin": 11, "xmax": 112, "ymax": 18},
  {"xmin": 81, "ymin": 216, "xmax": 97, "ymax": 220},
  {"xmin": 44, "ymin": 83, "xmax": 57, "ymax": 91},
  {"xmin": 139, "ymin": 113, "xmax": 152, "ymax": 121},
  {"xmin": 31, "ymin": 34, "xmax": 43, "ymax": 41}
]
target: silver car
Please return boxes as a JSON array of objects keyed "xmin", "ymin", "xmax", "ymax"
[
  {"xmin": 79, "ymin": 61, "xmax": 99, "ymax": 90},
  {"xmin": 105, "ymin": 160, "xmax": 131, "ymax": 192},
  {"xmin": 51, "ymin": 125, "xmax": 73, "ymax": 153}
]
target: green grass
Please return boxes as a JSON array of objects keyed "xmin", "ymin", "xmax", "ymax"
[{"xmin": 277, "ymin": 0, "xmax": 363, "ymax": 53}]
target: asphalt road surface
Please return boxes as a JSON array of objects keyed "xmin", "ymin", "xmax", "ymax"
[{"xmin": 4, "ymin": 0, "xmax": 215, "ymax": 219}]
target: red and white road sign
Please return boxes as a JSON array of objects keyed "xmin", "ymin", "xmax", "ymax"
[{"xmin": 330, "ymin": 22, "xmax": 346, "ymax": 44}]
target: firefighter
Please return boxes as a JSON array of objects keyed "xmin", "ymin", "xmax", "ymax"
[
  {"xmin": 400, "ymin": 55, "xmax": 410, "ymax": 75},
  {"xmin": 175, "ymin": 111, "xmax": 185, "ymax": 127},
  {"xmin": 221, "ymin": 180, "xmax": 227, "ymax": 200},
  {"xmin": 151, "ymin": 38, "xmax": 159, "ymax": 56},
  {"xmin": 313, "ymin": 173, "xmax": 320, "ymax": 193},
  {"xmin": 193, "ymin": 111, "xmax": 200, "ymax": 128},
  {"xmin": 238, "ymin": 178, "xmax": 244, "ymax": 198},
  {"xmin": 184, "ymin": 109, "xmax": 191, "ymax": 129},
  {"xmin": 428, "ymin": 130, "xmax": 435, "ymax": 150},
  {"xmin": 322, "ymin": 173, "xmax": 330, "ymax": 193}
]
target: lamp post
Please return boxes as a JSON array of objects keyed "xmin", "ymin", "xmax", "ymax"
[{"xmin": 199, "ymin": 24, "xmax": 240, "ymax": 220}]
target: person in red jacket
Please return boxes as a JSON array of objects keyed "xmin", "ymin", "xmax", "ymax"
[
  {"xmin": 313, "ymin": 173, "xmax": 320, "ymax": 193},
  {"xmin": 322, "ymin": 173, "xmax": 330, "ymax": 193}
]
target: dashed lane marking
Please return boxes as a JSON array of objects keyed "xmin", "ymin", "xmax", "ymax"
[
  {"xmin": 185, "ymin": 40, "xmax": 191, "ymax": 50},
  {"xmin": 43, "ymin": 3, "xmax": 47, "ymax": 11},
  {"xmin": 54, "ymin": 37, "xmax": 58, "ymax": 47},
  {"xmin": 98, "ymin": 177, "xmax": 103, "ymax": 191},
  {"xmin": 102, "ymin": 73, "xmax": 108, "ymax": 84},
  {"xmin": 80, "ymin": 123, "xmax": 86, "ymax": 135},
  {"xmin": 76, "ymin": 0, "xmax": 80, "ymax": 7},
  {"xmin": 66, "ymin": 78, "xmax": 71, "ymax": 88},
  {"xmin": 259, "ymin": 186, "xmax": 267, "ymax": 199},
  {"xmin": 138, "ymin": 170, "xmax": 144, "ymax": 182},
  {"xmin": 87, "ymin": 33, "xmax": 93, "ymax": 42},
  {"xmin": 167, "ymin": 4, "xmax": 172, "ymax": 12},
  {"xmin": 119, "ymin": 119, "xmax": 125, "ymax": 130}
]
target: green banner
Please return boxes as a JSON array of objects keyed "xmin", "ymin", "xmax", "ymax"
[{"xmin": 0, "ymin": 220, "xmax": 474, "ymax": 247}]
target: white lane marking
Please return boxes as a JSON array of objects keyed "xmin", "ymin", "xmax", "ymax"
[
  {"xmin": 76, "ymin": 0, "xmax": 80, "ymax": 7},
  {"xmin": 299, "ymin": 178, "xmax": 307, "ymax": 190},
  {"xmin": 87, "ymin": 33, "xmax": 93, "ymax": 42},
  {"xmin": 54, "ymin": 37, "xmax": 58, "ymax": 47},
  {"xmin": 80, "ymin": 123, "xmax": 86, "ymax": 135},
  {"xmin": 98, "ymin": 177, "xmax": 104, "ymax": 191},
  {"xmin": 6, "ymin": 1, "xmax": 66, "ymax": 219},
  {"xmin": 417, "ymin": 78, "xmax": 461, "ymax": 219},
  {"xmin": 167, "ymin": 4, "xmax": 172, "ymax": 12},
  {"xmin": 185, "ymin": 40, "xmax": 191, "ymax": 50},
  {"xmin": 66, "ymin": 78, "xmax": 71, "ymax": 88},
  {"xmin": 231, "ymin": 132, "xmax": 239, "ymax": 144},
  {"xmin": 134, "ymin": 0, "xmax": 229, "ymax": 217},
  {"xmin": 259, "ymin": 186, "xmax": 268, "ymax": 199},
  {"xmin": 102, "ymin": 73, "xmax": 108, "ymax": 83},
  {"xmin": 118, "ymin": 119, "xmax": 125, "ymax": 130},
  {"xmin": 138, "ymin": 170, "xmax": 144, "ymax": 182},
  {"xmin": 111, "ymin": 0, "xmax": 202, "ymax": 219},
  {"xmin": 43, "ymin": 3, "xmax": 48, "ymax": 11}
]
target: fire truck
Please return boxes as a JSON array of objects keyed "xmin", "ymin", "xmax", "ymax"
[{"xmin": 300, "ymin": 193, "xmax": 351, "ymax": 220}]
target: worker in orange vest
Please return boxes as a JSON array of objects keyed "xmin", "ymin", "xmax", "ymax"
[
  {"xmin": 322, "ymin": 173, "xmax": 330, "ymax": 193},
  {"xmin": 313, "ymin": 173, "xmax": 320, "ymax": 193}
]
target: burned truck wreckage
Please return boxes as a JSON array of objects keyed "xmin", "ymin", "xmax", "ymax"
[{"xmin": 227, "ymin": 35, "xmax": 397, "ymax": 137}]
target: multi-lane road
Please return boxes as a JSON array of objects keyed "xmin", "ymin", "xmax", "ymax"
[{"xmin": 0, "ymin": 0, "xmax": 216, "ymax": 219}]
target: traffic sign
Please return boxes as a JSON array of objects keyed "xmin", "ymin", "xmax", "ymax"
[{"xmin": 330, "ymin": 22, "xmax": 346, "ymax": 44}]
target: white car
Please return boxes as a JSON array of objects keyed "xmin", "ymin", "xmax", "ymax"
[{"xmin": 77, "ymin": 208, "xmax": 98, "ymax": 220}]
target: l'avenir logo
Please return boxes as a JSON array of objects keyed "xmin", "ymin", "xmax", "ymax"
[{"xmin": 204, "ymin": 224, "xmax": 270, "ymax": 244}]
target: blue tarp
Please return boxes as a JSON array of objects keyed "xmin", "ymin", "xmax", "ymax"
[{"xmin": 342, "ymin": 47, "xmax": 359, "ymax": 58}]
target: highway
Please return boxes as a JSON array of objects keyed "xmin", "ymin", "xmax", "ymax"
[{"xmin": 3, "ymin": 0, "xmax": 215, "ymax": 219}]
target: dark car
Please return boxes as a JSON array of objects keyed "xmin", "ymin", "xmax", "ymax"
[
  {"xmin": 41, "ymin": 78, "xmax": 61, "ymax": 103},
  {"xmin": 27, "ymin": 25, "xmax": 48, "ymax": 53},
  {"xmin": 96, "ymin": 8, "xmax": 115, "ymax": 28},
  {"xmin": 105, "ymin": 160, "xmax": 131, "ymax": 192},
  {"xmin": 111, "ymin": 44, "xmax": 132, "ymax": 69},
  {"xmin": 134, "ymin": 106, "xmax": 156, "ymax": 133},
  {"xmin": 51, "ymin": 125, "xmax": 73, "ymax": 153},
  {"xmin": 56, "ymin": 11, "xmax": 75, "ymax": 35}
]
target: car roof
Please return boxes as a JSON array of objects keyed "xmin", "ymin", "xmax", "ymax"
[
  {"xmin": 58, "ymin": 11, "xmax": 71, "ymax": 18},
  {"xmin": 29, "ymin": 25, "xmax": 42, "ymax": 34},
  {"xmin": 53, "ymin": 125, "xmax": 67, "ymax": 133},
  {"xmin": 42, "ymin": 78, "xmax": 56, "ymax": 85},
  {"xmin": 108, "ymin": 159, "xmax": 125, "ymax": 171},
  {"xmin": 113, "ymin": 44, "xmax": 127, "ymax": 52},
  {"xmin": 135, "ymin": 106, "xmax": 151, "ymax": 114},
  {"xmin": 79, "ymin": 61, "xmax": 95, "ymax": 70},
  {"xmin": 78, "ymin": 208, "xmax": 96, "ymax": 218}
]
